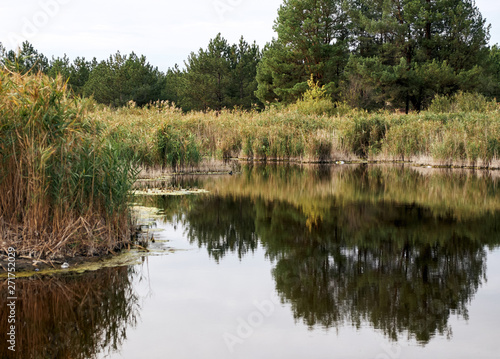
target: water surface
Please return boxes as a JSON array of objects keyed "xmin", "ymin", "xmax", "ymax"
[{"xmin": 2, "ymin": 164, "xmax": 500, "ymax": 358}]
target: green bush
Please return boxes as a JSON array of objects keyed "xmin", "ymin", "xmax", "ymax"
[
  {"xmin": 341, "ymin": 115, "xmax": 388, "ymax": 157},
  {"xmin": 429, "ymin": 92, "xmax": 498, "ymax": 113}
]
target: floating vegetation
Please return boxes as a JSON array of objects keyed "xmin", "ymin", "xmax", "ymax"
[{"xmin": 131, "ymin": 188, "xmax": 209, "ymax": 196}]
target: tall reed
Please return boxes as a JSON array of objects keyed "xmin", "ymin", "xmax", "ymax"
[
  {"xmin": 96, "ymin": 100, "xmax": 500, "ymax": 170},
  {"xmin": 0, "ymin": 70, "xmax": 136, "ymax": 258}
]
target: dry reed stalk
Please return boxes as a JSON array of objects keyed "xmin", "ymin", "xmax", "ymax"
[{"xmin": 0, "ymin": 70, "xmax": 136, "ymax": 260}]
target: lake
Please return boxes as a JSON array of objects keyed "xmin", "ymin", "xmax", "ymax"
[{"xmin": 2, "ymin": 164, "xmax": 500, "ymax": 359}]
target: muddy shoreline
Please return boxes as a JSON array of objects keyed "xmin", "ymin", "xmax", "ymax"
[
  {"xmin": 0, "ymin": 252, "xmax": 115, "ymax": 275},
  {"xmin": 139, "ymin": 157, "xmax": 500, "ymax": 175}
]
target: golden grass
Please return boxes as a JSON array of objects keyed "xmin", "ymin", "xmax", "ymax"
[
  {"xmin": 94, "ymin": 100, "xmax": 500, "ymax": 171},
  {"xmin": 0, "ymin": 70, "xmax": 136, "ymax": 259}
]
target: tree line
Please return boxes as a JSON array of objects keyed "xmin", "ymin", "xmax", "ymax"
[
  {"xmin": 1, "ymin": 0, "xmax": 499, "ymax": 112},
  {"xmin": 259, "ymin": 0, "xmax": 500, "ymax": 112},
  {"xmin": 0, "ymin": 38, "xmax": 260, "ymax": 110}
]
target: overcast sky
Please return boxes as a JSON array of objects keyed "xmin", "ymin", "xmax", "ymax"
[{"xmin": 0, "ymin": 0, "xmax": 499, "ymax": 72}]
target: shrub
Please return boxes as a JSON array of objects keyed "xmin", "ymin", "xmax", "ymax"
[{"xmin": 429, "ymin": 92, "xmax": 498, "ymax": 113}]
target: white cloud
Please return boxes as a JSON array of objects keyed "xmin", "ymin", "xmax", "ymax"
[
  {"xmin": 476, "ymin": 0, "xmax": 500, "ymax": 45},
  {"xmin": 0, "ymin": 0, "xmax": 282, "ymax": 70},
  {"xmin": 1, "ymin": 0, "xmax": 499, "ymax": 72}
]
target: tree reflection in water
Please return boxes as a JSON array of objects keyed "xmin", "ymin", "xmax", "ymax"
[
  {"xmin": 267, "ymin": 202, "xmax": 487, "ymax": 343},
  {"xmin": 0, "ymin": 266, "xmax": 140, "ymax": 359},
  {"xmin": 139, "ymin": 164, "xmax": 500, "ymax": 344}
]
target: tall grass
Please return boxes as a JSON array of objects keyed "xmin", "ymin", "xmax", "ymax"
[
  {"xmin": 4, "ymin": 71, "xmax": 496, "ymax": 259},
  {"xmin": 96, "ymin": 96, "xmax": 500, "ymax": 170},
  {"xmin": 0, "ymin": 70, "xmax": 137, "ymax": 258}
]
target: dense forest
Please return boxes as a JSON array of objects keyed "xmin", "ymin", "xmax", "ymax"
[{"xmin": 1, "ymin": 0, "xmax": 499, "ymax": 113}]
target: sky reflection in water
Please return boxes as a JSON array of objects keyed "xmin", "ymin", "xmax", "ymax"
[{"xmin": 2, "ymin": 164, "xmax": 499, "ymax": 358}]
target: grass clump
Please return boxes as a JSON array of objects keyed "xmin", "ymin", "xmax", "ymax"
[
  {"xmin": 428, "ymin": 92, "xmax": 498, "ymax": 113},
  {"xmin": 156, "ymin": 123, "xmax": 201, "ymax": 171},
  {"xmin": 0, "ymin": 70, "xmax": 137, "ymax": 258}
]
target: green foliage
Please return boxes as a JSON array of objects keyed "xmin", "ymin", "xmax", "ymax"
[
  {"xmin": 179, "ymin": 34, "xmax": 262, "ymax": 112},
  {"xmin": 2, "ymin": 41, "xmax": 49, "ymax": 74},
  {"xmin": 292, "ymin": 75, "xmax": 352, "ymax": 116},
  {"xmin": 480, "ymin": 45, "xmax": 500, "ymax": 98},
  {"xmin": 67, "ymin": 57, "xmax": 93, "ymax": 96},
  {"xmin": 256, "ymin": 0, "xmax": 350, "ymax": 105},
  {"xmin": 340, "ymin": 56, "xmax": 385, "ymax": 110},
  {"xmin": 341, "ymin": 115, "xmax": 388, "ymax": 157},
  {"xmin": 162, "ymin": 65, "xmax": 183, "ymax": 106},
  {"xmin": 302, "ymin": 75, "xmax": 328, "ymax": 102},
  {"xmin": 343, "ymin": 0, "xmax": 491, "ymax": 111},
  {"xmin": 429, "ymin": 91, "xmax": 498, "ymax": 113},
  {"xmin": 179, "ymin": 34, "xmax": 232, "ymax": 111},
  {"xmin": 83, "ymin": 52, "xmax": 164, "ymax": 107},
  {"xmin": 255, "ymin": 41, "xmax": 306, "ymax": 104},
  {"xmin": 47, "ymin": 55, "xmax": 71, "ymax": 81},
  {"xmin": 294, "ymin": 75, "xmax": 334, "ymax": 115},
  {"xmin": 229, "ymin": 38, "xmax": 262, "ymax": 109}
]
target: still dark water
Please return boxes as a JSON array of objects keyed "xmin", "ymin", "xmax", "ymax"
[{"xmin": 2, "ymin": 164, "xmax": 500, "ymax": 359}]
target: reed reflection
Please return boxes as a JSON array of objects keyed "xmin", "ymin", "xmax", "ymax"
[{"xmin": 0, "ymin": 267, "xmax": 140, "ymax": 359}]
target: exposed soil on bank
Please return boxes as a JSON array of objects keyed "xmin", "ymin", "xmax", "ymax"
[
  {"xmin": 141, "ymin": 156, "xmax": 500, "ymax": 172},
  {"xmin": 0, "ymin": 241, "xmax": 177, "ymax": 278},
  {"xmin": 0, "ymin": 252, "xmax": 115, "ymax": 275}
]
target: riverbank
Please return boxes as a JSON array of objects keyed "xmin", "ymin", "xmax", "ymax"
[
  {"xmin": 96, "ymin": 94, "xmax": 500, "ymax": 172},
  {"xmin": 3, "ymin": 161, "xmax": 500, "ymax": 275},
  {"xmin": 1, "ymin": 70, "xmax": 499, "ymax": 266},
  {"xmin": 0, "ymin": 71, "xmax": 135, "ymax": 260}
]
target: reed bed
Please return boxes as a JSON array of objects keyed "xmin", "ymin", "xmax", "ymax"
[
  {"xmin": 0, "ymin": 70, "xmax": 136, "ymax": 258},
  {"xmin": 97, "ymin": 96, "xmax": 500, "ymax": 172}
]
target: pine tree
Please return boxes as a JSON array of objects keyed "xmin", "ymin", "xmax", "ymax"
[
  {"xmin": 3, "ymin": 41, "xmax": 48, "ymax": 74},
  {"xmin": 227, "ymin": 37, "xmax": 262, "ymax": 109},
  {"xmin": 68, "ymin": 57, "xmax": 93, "ymax": 97},
  {"xmin": 83, "ymin": 52, "xmax": 164, "ymax": 106},
  {"xmin": 180, "ymin": 34, "xmax": 232, "ymax": 111},
  {"xmin": 180, "ymin": 34, "xmax": 261, "ymax": 111},
  {"xmin": 256, "ymin": 0, "xmax": 350, "ymax": 105},
  {"xmin": 344, "ymin": 0, "xmax": 490, "ymax": 112}
]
